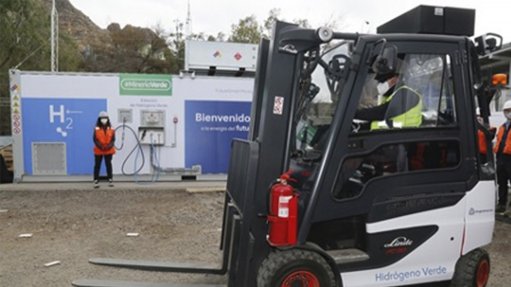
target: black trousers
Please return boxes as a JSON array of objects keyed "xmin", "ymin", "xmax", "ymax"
[
  {"xmin": 496, "ymin": 156, "xmax": 511, "ymax": 206},
  {"xmin": 94, "ymin": 154, "xmax": 113, "ymax": 180}
]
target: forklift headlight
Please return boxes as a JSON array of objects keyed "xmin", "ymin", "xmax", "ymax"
[{"xmin": 317, "ymin": 27, "xmax": 334, "ymax": 42}]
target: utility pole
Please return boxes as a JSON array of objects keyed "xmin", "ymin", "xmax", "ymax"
[
  {"xmin": 174, "ymin": 19, "xmax": 183, "ymax": 42},
  {"xmin": 51, "ymin": 0, "xmax": 59, "ymax": 72},
  {"xmin": 185, "ymin": 0, "xmax": 192, "ymax": 39}
]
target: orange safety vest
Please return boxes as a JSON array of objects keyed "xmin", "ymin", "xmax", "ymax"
[
  {"xmin": 478, "ymin": 129, "xmax": 488, "ymax": 155},
  {"xmin": 410, "ymin": 143, "xmax": 426, "ymax": 170},
  {"xmin": 94, "ymin": 127, "xmax": 116, "ymax": 155},
  {"xmin": 493, "ymin": 125, "xmax": 511, "ymax": 155}
]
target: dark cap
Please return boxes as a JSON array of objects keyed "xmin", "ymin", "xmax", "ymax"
[{"xmin": 375, "ymin": 72, "xmax": 397, "ymax": 83}]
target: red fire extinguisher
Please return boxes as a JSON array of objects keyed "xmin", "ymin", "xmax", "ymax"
[{"xmin": 267, "ymin": 173, "xmax": 299, "ymax": 247}]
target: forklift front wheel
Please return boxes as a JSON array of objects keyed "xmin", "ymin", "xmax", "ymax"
[
  {"xmin": 450, "ymin": 248, "xmax": 490, "ymax": 287},
  {"xmin": 257, "ymin": 249, "xmax": 337, "ymax": 287}
]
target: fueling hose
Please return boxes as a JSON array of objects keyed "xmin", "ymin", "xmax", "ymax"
[
  {"xmin": 114, "ymin": 119, "xmax": 200, "ymax": 181},
  {"xmin": 114, "ymin": 122, "xmax": 145, "ymax": 176},
  {"xmin": 131, "ymin": 141, "xmax": 160, "ymax": 184},
  {"xmin": 149, "ymin": 143, "xmax": 201, "ymax": 175}
]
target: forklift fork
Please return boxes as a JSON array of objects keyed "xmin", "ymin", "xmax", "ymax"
[
  {"xmin": 72, "ymin": 204, "xmax": 241, "ymax": 287},
  {"xmin": 72, "ymin": 280, "xmax": 226, "ymax": 287}
]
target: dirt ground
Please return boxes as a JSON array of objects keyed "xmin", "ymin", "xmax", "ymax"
[{"xmin": 0, "ymin": 182, "xmax": 510, "ymax": 287}]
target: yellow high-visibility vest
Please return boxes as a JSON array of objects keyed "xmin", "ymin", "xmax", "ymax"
[{"xmin": 370, "ymin": 86, "xmax": 422, "ymax": 130}]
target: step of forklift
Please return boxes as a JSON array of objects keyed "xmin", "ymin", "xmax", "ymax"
[
  {"xmin": 89, "ymin": 258, "xmax": 224, "ymax": 274},
  {"xmin": 325, "ymin": 248, "xmax": 370, "ymax": 265},
  {"xmin": 72, "ymin": 279, "xmax": 226, "ymax": 287}
]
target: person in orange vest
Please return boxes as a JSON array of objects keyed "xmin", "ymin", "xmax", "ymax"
[
  {"xmin": 476, "ymin": 109, "xmax": 495, "ymax": 164},
  {"xmin": 494, "ymin": 101, "xmax": 511, "ymax": 213},
  {"xmin": 93, "ymin": 111, "xmax": 116, "ymax": 188}
]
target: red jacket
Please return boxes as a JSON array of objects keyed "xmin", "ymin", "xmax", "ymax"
[{"xmin": 93, "ymin": 127, "xmax": 116, "ymax": 155}]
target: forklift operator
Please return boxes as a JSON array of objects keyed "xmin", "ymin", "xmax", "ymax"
[
  {"xmin": 351, "ymin": 67, "xmax": 423, "ymax": 174},
  {"xmin": 354, "ymin": 70, "xmax": 422, "ymax": 131}
]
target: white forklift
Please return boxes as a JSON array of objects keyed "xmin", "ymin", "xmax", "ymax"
[{"xmin": 74, "ymin": 5, "xmax": 498, "ymax": 287}]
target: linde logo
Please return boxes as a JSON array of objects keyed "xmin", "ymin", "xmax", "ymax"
[
  {"xmin": 384, "ymin": 237, "xmax": 413, "ymax": 248},
  {"xmin": 121, "ymin": 79, "xmax": 171, "ymax": 91},
  {"xmin": 468, "ymin": 207, "xmax": 493, "ymax": 216}
]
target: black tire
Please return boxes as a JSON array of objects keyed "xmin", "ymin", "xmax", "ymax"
[
  {"xmin": 450, "ymin": 248, "xmax": 490, "ymax": 287},
  {"xmin": 257, "ymin": 249, "xmax": 337, "ymax": 287}
]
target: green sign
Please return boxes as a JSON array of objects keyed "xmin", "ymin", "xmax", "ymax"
[{"xmin": 120, "ymin": 74, "xmax": 172, "ymax": 96}]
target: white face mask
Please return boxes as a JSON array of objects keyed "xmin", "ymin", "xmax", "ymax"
[
  {"xmin": 100, "ymin": 118, "xmax": 108, "ymax": 125},
  {"xmin": 376, "ymin": 81, "xmax": 390, "ymax": 95}
]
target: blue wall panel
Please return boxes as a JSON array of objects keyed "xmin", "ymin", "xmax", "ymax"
[
  {"xmin": 22, "ymin": 98, "xmax": 107, "ymax": 175},
  {"xmin": 185, "ymin": 100, "xmax": 250, "ymax": 173}
]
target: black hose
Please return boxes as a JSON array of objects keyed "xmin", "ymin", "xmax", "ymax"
[{"xmin": 114, "ymin": 124, "xmax": 145, "ymax": 176}]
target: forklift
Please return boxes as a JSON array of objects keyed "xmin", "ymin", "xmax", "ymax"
[{"xmin": 73, "ymin": 5, "xmax": 499, "ymax": 287}]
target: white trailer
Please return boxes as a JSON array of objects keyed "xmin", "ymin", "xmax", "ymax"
[
  {"xmin": 9, "ymin": 70, "xmax": 254, "ymax": 182},
  {"xmin": 185, "ymin": 40, "xmax": 258, "ymax": 76}
]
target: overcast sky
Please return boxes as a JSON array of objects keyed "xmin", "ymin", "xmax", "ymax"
[{"xmin": 69, "ymin": 0, "xmax": 511, "ymax": 42}]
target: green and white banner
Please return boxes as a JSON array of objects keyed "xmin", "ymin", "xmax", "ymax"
[{"xmin": 120, "ymin": 73, "xmax": 172, "ymax": 96}]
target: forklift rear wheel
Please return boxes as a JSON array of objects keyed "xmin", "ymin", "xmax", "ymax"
[
  {"xmin": 450, "ymin": 248, "xmax": 490, "ymax": 287},
  {"xmin": 257, "ymin": 249, "xmax": 337, "ymax": 287}
]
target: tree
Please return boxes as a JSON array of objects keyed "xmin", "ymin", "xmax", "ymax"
[
  {"xmin": 263, "ymin": 8, "xmax": 281, "ymax": 38},
  {"xmin": 293, "ymin": 18, "xmax": 311, "ymax": 29},
  {"xmin": 0, "ymin": 0, "xmax": 81, "ymax": 72},
  {"xmin": 0, "ymin": 0, "xmax": 81, "ymax": 135},
  {"xmin": 58, "ymin": 33, "xmax": 83, "ymax": 72},
  {"xmin": 167, "ymin": 20, "xmax": 186, "ymax": 73},
  {"xmin": 262, "ymin": 9, "xmax": 312, "ymax": 39},
  {"xmin": 82, "ymin": 24, "xmax": 174, "ymax": 73},
  {"xmin": 216, "ymin": 32, "xmax": 226, "ymax": 42},
  {"xmin": 229, "ymin": 15, "xmax": 262, "ymax": 44},
  {"xmin": 0, "ymin": 0, "xmax": 48, "ymax": 71}
]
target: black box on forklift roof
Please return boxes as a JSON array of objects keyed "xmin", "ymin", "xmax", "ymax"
[{"xmin": 377, "ymin": 5, "xmax": 475, "ymax": 37}]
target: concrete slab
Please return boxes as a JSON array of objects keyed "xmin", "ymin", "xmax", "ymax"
[
  {"xmin": 18, "ymin": 174, "xmax": 227, "ymax": 183},
  {"xmin": 185, "ymin": 187, "xmax": 226, "ymax": 193},
  {"xmin": 0, "ymin": 181, "xmax": 226, "ymax": 192}
]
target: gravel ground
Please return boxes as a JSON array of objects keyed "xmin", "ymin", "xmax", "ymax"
[{"xmin": 0, "ymin": 182, "xmax": 509, "ymax": 287}]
